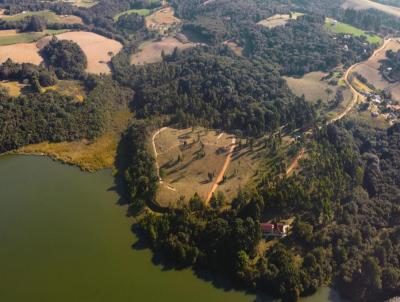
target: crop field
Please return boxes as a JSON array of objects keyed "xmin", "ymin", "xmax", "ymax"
[
  {"xmin": 114, "ymin": 9, "xmax": 151, "ymax": 21},
  {"xmin": 131, "ymin": 37, "xmax": 195, "ymax": 65},
  {"xmin": 257, "ymin": 12, "xmax": 303, "ymax": 28},
  {"xmin": 353, "ymin": 39, "xmax": 400, "ymax": 100},
  {"xmin": 0, "ymin": 29, "xmax": 68, "ymax": 46},
  {"xmin": 0, "ymin": 42, "xmax": 42, "ymax": 64},
  {"xmin": 0, "ymin": 81, "xmax": 27, "ymax": 96},
  {"xmin": 342, "ymin": 0, "xmax": 400, "ymax": 17},
  {"xmin": 0, "ymin": 10, "xmax": 83, "ymax": 24},
  {"xmin": 325, "ymin": 18, "xmax": 382, "ymax": 44},
  {"xmin": 42, "ymin": 31, "xmax": 123, "ymax": 74},
  {"xmin": 18, "ymin": 110, "xmax": 131, "ymax": 172},
  {"xmin": 153, "ymin": 127, "xmax": 264, "ymax": 206}
]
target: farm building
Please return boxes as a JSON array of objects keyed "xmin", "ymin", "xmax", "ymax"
[{"xmin": 261, "ymin": 222, "xmax": 290, "ymax": 238}]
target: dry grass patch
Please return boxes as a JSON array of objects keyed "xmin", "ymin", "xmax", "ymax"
[
  {"xmin": 0, "ymin": 81, "xmax": 27, "ymax": 96},
  {"xmin": 0, "ymin": 10, "xmax": 83, "ymax": 25},
  {"xmin": 145, "ymin": 6, "xmax": 181, "ymax": 33},
  {"xmin": 61, "ymin": 0, "xmax": 99, "ymax": 8},
  {"xmin": 257, "ymin": 12, "xmax": 303, "ymax": 28},
  {"xmin": 18, "ymin": 110, "xmax": 131, "ymax": 171},
  {"xmin": 42, "ymin": 80, "xmax": 86, "ymax": 101},
  {"xmin": 153, "ymin": 127, "xmax": 264, "ymax": 206},
  {"xmin": 223, "ymin": 40, "xmax": 243, "ymax": 56},
  {"xmin": 40, "ymin": 31, "xmax": 123, "ymax": 74},
  {"xmin": 131, "ymin": 37, "xmax": 195, "ymax": 65},
  {"xmin": 353, "ymin": 39, "xmax": 400, "ymax": 100},
  {"xmin": 342, "ymin": 0, "xmax": 400, "ymax": 17}
]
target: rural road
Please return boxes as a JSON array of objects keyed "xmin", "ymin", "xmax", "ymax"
[
  {"xmin": 205, "ymin": 137, "xmax": 236, "ymax": 204},
  {"xmin": 286, "ymin": 38, "xmax": 395, "ymax": 175}
]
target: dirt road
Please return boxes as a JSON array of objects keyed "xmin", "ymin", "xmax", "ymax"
[
  {"xmin": 152, "ymin": 127, "xmax": 167, "ymax": 181},
  {"xmin": 205, "ymin": 138, "xmax": 236, "ymax": 204}
]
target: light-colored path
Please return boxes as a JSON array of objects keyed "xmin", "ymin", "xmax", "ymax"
[
  {"xmin": 286, "ymin": 39, "xmax": 394, "ymax": 176},
  {"xmin": 205, "ymin": 137, "xmax": 236, "ymax": 204},
  {"xmin": 152, "ymin": 127, "xmax": 167, "ymax": 182}
]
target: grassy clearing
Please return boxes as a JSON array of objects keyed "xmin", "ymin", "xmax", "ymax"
[
  {"xmin": 153, "ymin": 127, "xmax": 264, "ymax": 206},
  {"xmin": 114, "ymin": 9, "xmax": 151, "ymax": 21},
  {"xmin": 257, "ymin": 12, "xmax": 304, "ymax": 28},
  {"xmin": 0, "ymin": 29, "xmax": 68, "ymax": 46},
  {"xmin": 0, "ymin": 81, "xmax": 27, "ymax": 96},
  {"xmin": 325, "ymin": 18, "xmax": 382, "ymax": 44},
  {"xmin": 18, "ymin": 110, "xmax": 132, "ymax": 171},
  {"xmin": 342, "ymin": 0, "xmax": 400, "ymax": 17},
  {"xmin": 0, "ymin": 10, "xmax": 83, "ymax": 24},
  {"xmin": 42, "ymin": 80, "xmax": 86, "ymax": 101}
]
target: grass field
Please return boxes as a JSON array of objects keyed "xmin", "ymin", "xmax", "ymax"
[
  {"xmin": 0, "ymin": 10, "xmax": 83, "ymax": 24},
  {"xmin": 145, "ymin": 6, "xmax": 181, "ymax": 32},
  {"xmin": 342, "ymin": 0, "xmax": 400, "ymax": 17},
  {"xmin": 325, "ymin": 18, "xmax": 382, "ymax": 44},
  {"xmin": 61, "ymin": 0, "xmax": 98, "ymax": 8},
  {"xmin": 0, "ymin": 29, "xmax": 68, "ymax": 46},
  {"xmin": 114, "ymin": 9, "xmax": 151, "ymax": 21},
  {"xmin": 353, "ymin": 38, "xmax": 400, "ymax": 100},
  {"xmin": 0, "ymin": 81, "xmax": 27, "ymax": 96},
  {"xmin": 131, "ymin": 37, "xmax": 195, "ymax": 65},
  {"xmin": 153, "ymin": 127, "xmax": 264, "ymax": 206},
  {"xmin": 18, "ymin": 110, "xmax": 132, "ymax": 171},
  {"xmin": 42, "ymin": 80, "xmax": 86, "ymax": 101},
  {"xmin": 257, "ymin": 12, "xmax": 303, "ymax": 28}
]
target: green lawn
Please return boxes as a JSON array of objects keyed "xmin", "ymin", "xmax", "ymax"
[
  {"xmin": 113, "ymin": 9, "xmax": 151, "ymax": 21},
  {"xmin": 2, "ymin": 10, "xmax": 60, "ymax": 23},
  {"xmin": 0, "ymin": 29, "xmax": 69, "ymax": 46},
  {"xmin": 325, "ymin": 18, "xmax": 382, "ymax": 44}
]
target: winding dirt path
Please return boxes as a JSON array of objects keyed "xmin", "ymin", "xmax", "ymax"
[
  {"xmin": 205, "ymin": 137, "xmax": 236, "ymax": 204},
  {"xmin": 286, "ymin": 39, "xmax": 394, "ymax": 175}
]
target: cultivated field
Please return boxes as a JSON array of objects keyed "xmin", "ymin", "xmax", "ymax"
[
  {"xmin": 153, "ymin": 127, "xmax": 263, "ymax": 206},
  {"xmin": 40, "ymin": 31, "xmax": 123, "ymax": 74},
  {"xmin": 0, "ymin": 81, "xmax": 27, "ymax": 96},
  {"xmin": 257, "ymin": 12, "xmax": 303, "ymax": 28},
  {"xmin": 325, "ymin": 18, "xmax": 382, "ymax": 44},
  {"xmin": 353, "ymin": 38, "xmax": 400, "ymax": 100},
  {"xmin": 0, "ymin": 10, "xmax": 83, "ymax": 25},
  {"xmin": 0, "ymin": 42, "xmax": 42, "ymax": 64},
  {"xmin": 131, "ymin": 37, "xmax": 195, "ymax": 65},
  {"xmin": 342, "ymin": 0, "xmax": 400, "ymax": 17}
]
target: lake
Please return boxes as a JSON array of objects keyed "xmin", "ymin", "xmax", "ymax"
[{"xmin": 0, "ymin": 155, "xmax": 344, "ymax": 302}]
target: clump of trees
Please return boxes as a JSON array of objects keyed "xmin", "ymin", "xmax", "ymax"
[{"xmin": 41, "ymin": 37, "xmax": 87, "ymax": 79}]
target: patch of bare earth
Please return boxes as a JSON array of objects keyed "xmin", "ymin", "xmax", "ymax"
[{"xmin": 131, "ymin": 37, "xmax": 195, "ymax": 65}]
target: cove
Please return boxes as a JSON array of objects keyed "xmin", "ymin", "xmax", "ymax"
[{"xmin": 0, "ymin": 155, "xmax": 344, "ymax": 302}]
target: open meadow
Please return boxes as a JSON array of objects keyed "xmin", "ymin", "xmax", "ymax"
[
  {"xmin": 257, "ymin": 12, "xmax": 303, "ymax": 28},
  {"xmin": 145, "ymin": 6, "xmax": 181, "ymax": 33},
  {"xmin": 0, "ymin": 10, "xmax": 83, "ymax": 25},
  {"xmin": 353, "ymin": 38, "xmax": 400, "ymax": 100},
  {"xmin": 42, "ymin": 80, "xmax": 86, "ymax": 101},
  {"xmin": 342, "ymin": 0, "xmax": 400, "ymax": 17},
  {"xmin": 152, "ymin": 127, "xmax": 264, "ymax": 206},
  {"xmin": 131, "ymin": 37, "xmax": 195, "ymax": 65},
  {"xmin": 0, "ymin": 81, "xmax": 27, "ymax": 96}
]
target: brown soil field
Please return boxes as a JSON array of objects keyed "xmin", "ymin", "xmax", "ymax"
[
  {"xmin": 0, "ymin": 42, "xmax": 42, "ymax": 64},
  {"xmin": 40, "ymin": 31, "xmax": 123, "ymax": 74},
  {"xmin": 342, "ymin": 0, "xmax": 400, "ymax": 17},
  {"xmin": 131, "ymin": 37, "xmax": 195, "ymax": 65},
  {"xmin": 153, "ymin": 127, "xmax": 264, "ymax": 206},
  {"xmin": 353, "ymin": 38, "xmax": 400, "ymax": 100},
  {"xmin": 145, "ymin": 6, "xmax": 181, "ymax": 30}
]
